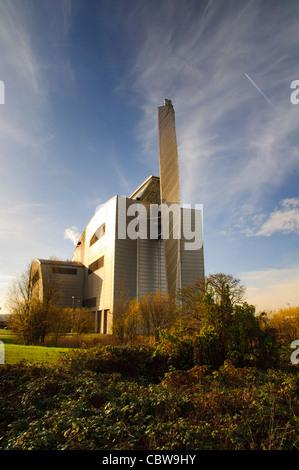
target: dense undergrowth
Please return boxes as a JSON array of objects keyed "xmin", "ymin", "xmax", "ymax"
[{"xmin": 0, "ymin": 344, "xmax": 298, "ymax": 450}]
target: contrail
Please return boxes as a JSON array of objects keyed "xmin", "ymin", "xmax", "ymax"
[{"xmin": 245, "ymin": 73, "xmax": 277, "ymax": 111}]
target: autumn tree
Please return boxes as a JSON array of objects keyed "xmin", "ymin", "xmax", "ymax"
[
  {"xmin": 113, "ymin": 277, "xmax": 131, "ymax": 343},
  {"xmin": 266, "ymin": 307, "xmax": 299, "ymax": 343},
  {"xmin": 206, "ymin": 273, "xmax": 245, "ymax": 306},
  {"xmin": 125, "ymin": 298, "xmax": 140, "ymax": 344},
  {"xmin": 72, "ymin": 307, "xmax": 94, "ymax": 335},
  {"xmin": 179, "ymin": 273, "xmax": 245, "ymax": 326},
  {"xmin": 139, "ymin": 291, "xmax": 178, "ymax": 341},
  {"xmin": 178, "ymin": 273, "xmax": 278, "ymax": 368},
  {"xmin": 8, "ymin": 260, "xmax": 66, "ymax": 344}
]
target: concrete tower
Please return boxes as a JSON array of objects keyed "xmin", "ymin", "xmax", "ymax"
[{"xmin": 158, "ymin": 99, "xmax": 181, "ymax": 298}]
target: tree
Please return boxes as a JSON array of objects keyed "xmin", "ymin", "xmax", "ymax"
[
  {"xmin": 48, "ymin": 306, "xmax": 72, "ymax": 345},
  {"xmin": 7, "ymin": 260, "xmax": 66, "ymax": 344},
  {"xmin": 206, "ymin": 273, "xmax": 245, "ymax": 306},
  {"xmin": 177, "ymin": 278, "xmax": 206, "ymax": 327},
  {"xmin": 179, "ymin": 273, "xmax": 245, "ymax": 327},
  {"xmin": 6, "ymin": 264, "xmax": 34, "ymax": 317},
  {"xmin": 72, "ymin": 307, "xmax": 94, "ymax": 335},
  {"xmin": 113, "ymin": 277, "xmax": 130, "ymax": 343},
  {"xmin": 178, "ymin": 273, "xmax": 278, "ymax": 368},
  {"xmin": 9, "ymin": 297, "xmax": 47, "ymax": 345},
  {"xmin": 124, "ymin": 298, "xmax": 140, "ymax": 344},
  {"xmin": 267, "ymin": 307, "xmax": 299, "ymax": 343},
  {"xmin": 139, "ymin": 291, "xmax": 178, "ymax": 341}
]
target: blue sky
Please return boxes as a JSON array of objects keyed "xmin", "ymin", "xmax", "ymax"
[{"xmin": 0, "ymin": 0, "xmax": 299, "ymax": 314}]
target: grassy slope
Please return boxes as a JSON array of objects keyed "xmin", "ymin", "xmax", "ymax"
[{"xmin": 0, "ymin": 330, "xmax": 70, "ymax": 364}]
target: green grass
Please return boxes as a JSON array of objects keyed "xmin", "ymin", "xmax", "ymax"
[{"xmin": 0, "ymin": 330, "xmax": 70, "ymax": 364}]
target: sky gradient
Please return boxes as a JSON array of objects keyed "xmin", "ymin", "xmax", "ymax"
[{"xmin": 1, "ymin": 0, "xmax": 299, "ymax": 314}]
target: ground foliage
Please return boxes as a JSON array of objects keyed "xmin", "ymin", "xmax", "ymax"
[{"xmin": 0, "ymin": 344, "xmax": 298, "ymax": 450}]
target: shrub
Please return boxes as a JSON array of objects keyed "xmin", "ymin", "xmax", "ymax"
[
  {"xmin": 1, "ymin": 359, "xmax": 298, "ymax": 450},
  {"xmin": 154, "ymin": 325, "xmax": 195, "ymax": 371},
  {"xmin": 61, "ymin": 344, "xmax": 169, "ymax": 383}
]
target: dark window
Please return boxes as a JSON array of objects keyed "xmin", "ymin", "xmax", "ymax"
[
  {"xmin": 103, "ymin": 309, "xmax": 109, "ymax": 334},
  {"xmin": 83, "ymin": 297, "xmax": 97, "ymax": 308},
  {"xmin": 88, "ymin": 256, "xmax": 104, "ymax": 274},
  {"xmin": 96, "ymin": 310, "xmax": 102, "ymax": 333},
  {"xmin": 90, "ymin": 223, "xmax": 105, "ymax": 247},
  {"xmin": 52, "ymin": 267, "xmax": 78, "ymax": 275}
]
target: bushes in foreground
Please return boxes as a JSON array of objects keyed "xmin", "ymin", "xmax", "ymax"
[{"xmin": 0, "ymin": 347, "xmax": 298, "ymax": 450}]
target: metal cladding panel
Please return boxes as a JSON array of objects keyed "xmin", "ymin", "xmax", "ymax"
[
  {"xmin": 137, "ymin": 238, "xmax": 167, "ymax": 298},
  {"xmin": 114, "ymin": 197, "xmax": 138, "ymax": 302},
  {"xmin": 158, "ymin": 100, "xmax": 180, "ymax": 298},
  {"xmin": 72, "ymin": 197, "xmax": 117, "ymax": 318},
  {"xmin": 180, "ymin": 207, "xmax": 205, "ymax": 288}
]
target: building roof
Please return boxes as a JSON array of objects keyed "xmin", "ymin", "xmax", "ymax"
[
  {"xmin": 34, "ymin": 259, "xmax": 84, "ymax": 267},
  {"xmin": 129, "ymin": 175, "xmax": 160, "ymax": 203}
]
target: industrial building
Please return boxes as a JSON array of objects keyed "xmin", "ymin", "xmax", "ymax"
[{"xmin": 30, "ymin": 100, "xmax": 204, "ymax": 334}]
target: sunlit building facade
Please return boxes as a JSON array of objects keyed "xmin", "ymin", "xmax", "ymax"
[{"xmin": 30, "ymin": 100, "xmax": 204, "ymax": 334}]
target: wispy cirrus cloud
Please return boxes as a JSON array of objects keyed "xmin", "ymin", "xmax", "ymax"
[
  {"xmin": 244, "ymin": 198, "xmax": 299, "ymax": 237},
  {"xmin": 0, "ymin": 0, "xmax": 77, "ymax": 309},
  {"xmin": 122, "ymin": 0, "xmax": 299, "ymax": 213}
]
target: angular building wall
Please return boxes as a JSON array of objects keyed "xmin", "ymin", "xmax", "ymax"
[
  {"xmin": 31, "ymin": 259, "xmax": 85, "ymax": 309},
  {"xmin": 30, "ymin": 100, "xmax": 205, "ymax": 335},
  {"xmin": 72, "ymin": 196, "xmax": 118, "ymax": 333},
  {"xmin": 114, "ymin": 197, "xmax": 138, "ymax": 303}
]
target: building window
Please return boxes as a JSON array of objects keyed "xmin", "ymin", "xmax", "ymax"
[
  {"xmin": 83, "ymin": 297, "xmax": 97, "ymax": 308},
  {"xmin": 90, "ymin": 223, "xmax": 105, "ymax": 247},
  {"xmin": 103, "ymin": 309, "xmax": 109, "ymax": 334},
  {"xmin": 96, "ymin": 310, "xmax": 102, "ymax": 333},
  {"xmin": 88, "ymin": 256, "xmax": 104, "ymax": 275},
  {"xmin": 52, "ymin": 267, "xmax": 78, "ymax": 275}
]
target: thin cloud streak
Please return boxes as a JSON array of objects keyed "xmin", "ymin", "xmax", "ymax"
[
  {"xmin": 124, "ymin": 0, "xmax": 299, "ymax": 215},
  {"xmin": 245, "ymin": 73, "xmax": 278, "ymax": 111},
  {"xmin": 0, "ymin": 1, "xmax": 77, "ymax": 312}
]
